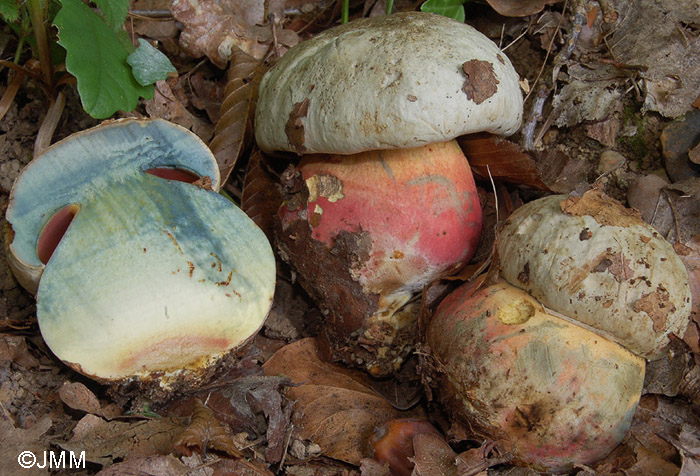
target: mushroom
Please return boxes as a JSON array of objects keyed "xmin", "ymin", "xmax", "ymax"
[
  {"xmin": 255, "ymin": 12, "xmax": 523, "ymax": 375},
  {"xmin": 425, "ymin": 191, "xmax": 691, "ymax": 471},
  {"xmin": 497, "ymin": 191, "xmax": 691, "ymax": 360},
  {"xmin": 427, "ymin": 279, "xmax": 645, "ymax": 473},
  {"xmin": 6, "ymin": 119, "xmax": 276, "ymax": 390}
]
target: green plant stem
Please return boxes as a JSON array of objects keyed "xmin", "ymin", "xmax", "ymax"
[
  {"xmin": 26, "ymin": 0, "xmax": 53, "ymax": 91},
  {"xmin": 341, "ymin": 0, "xmax": 348, "ymax": 23},
  {"xmin": 386, "ymin": 0, "xmax": 394, "ymax": 14},
  {"xmin": 13, "ymin": 36, "xmax": 26, "ymax": 64}
]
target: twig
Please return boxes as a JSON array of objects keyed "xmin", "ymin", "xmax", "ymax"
[
  {"xmin": 34, "ymin": 90, "xmax": 65, "ymax": 157},
  {"xmin": 27, "ymin": 0, "xmax": 54, "ymax": 93},
  {"xmin": 0, "ymin": 69, "xmax": 25, "ymax": 122},
  {"xmin": 533, "ymin": 100, "xmax": 563, "ymax": 147},
  {"xmin": 268, "ymin": 13, "xmax": 282, "ymax": 58},
  {"xmin": 524, "ymin": 0, "xmax": 568, "ymax": 104},
  {"xmin": 502, "ymin": 25, "xmax": 530, "ymax": 52},
  {"xmin": 128, "ymin": 9, "xmax": 173, "ymax": 19},
  {"xmin": 522, "ymin": 86, "xmax": 549, "ymax": 150},
  {"xmin": 459, "ymin": 454, "xmax": 514, "ymax": 476},
  {"xmin": 277, "ymin": 424, "xmax": 294, "ymax": 472}
]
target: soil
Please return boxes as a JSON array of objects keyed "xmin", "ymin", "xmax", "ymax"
[{"xmin": 2, "ymin": 1, "xmax": 700, "ymax": 475}]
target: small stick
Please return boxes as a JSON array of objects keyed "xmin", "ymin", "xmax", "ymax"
[{"xmin": 268, "ymin": 13, "xmax": 282, "ymax": 58}]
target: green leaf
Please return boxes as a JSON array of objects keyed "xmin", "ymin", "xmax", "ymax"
[
  {"xmin": 0, "ymin": 0, "xmax": 20, "ymax": 22},
  {"xmin": 93, "ymin": 0, "xmax": 129, "ymax": 32},
  {"xmin": 127, "ymin": 38, "xmax": 176, "ymax": 86},
  {"xmin": 54, "ymin": 0, "xmax": 153, "ymax": 119},
  {"xmin": 420, "ymin": 0, "xmax": 466, "ymax": 23}
]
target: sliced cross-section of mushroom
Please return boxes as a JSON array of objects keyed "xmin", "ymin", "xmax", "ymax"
[{"xmin": 6, "ymin": 118, "xmax": 276, "ymax": 383}]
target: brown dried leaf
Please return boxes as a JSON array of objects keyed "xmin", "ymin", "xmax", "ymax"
[
  {"xmin": 95, "ymin": 455, "xmax": 188, "ymax": 476},
  {"xmin": 411, "ymin": 433, "xmax": 459, "ymax": 476},
  {"xmin": 0, "ymin": 335, "xmax": 39, "ymax": 368},
  {"xmin": 628, "ymin": 446, "xmax": 680, "ymax": 476},
  {"xmin": 241, "ymin": 149, "xmax": 283, "ymax": 241},
  {"xmin": 457, "ymin": 133, "xmax": 550, "ymax": 191},
  {"xmin": 171, "ymin": 0, "xmax": 266, "ymax": 65},
  {"xmin": 210, "ymin": 458, "xmax": 276, "ymax": 476},
  {"xmin": 60, "ymin": 414, "xmax": 185, "ymax": 466},
  {"xmin": 173, "ymin": 375, "xmax": 292, "ymax": 464},
  {"xmin": 690, "ymin": 143, "xmax": 700, "ymax": 165},
  {"xmin": 484, "ymin": 0, "xmax": 562, "ymax": 17},
  {"xmin": 610, "ymin": 1, "xmax": 700, "ymax": 118},
  {"xmin": 59, "ymin": 381, "xmax": 103, "ymax": 415},
  {"xmin": 263, "ymin": 338, "xmax": 421, "ymax": 465},
  {"xmin": 0, "ymin": 413, "xmax": 52, "ymax": 476},
  {"xmin": 560, "ymin": 188, "xmax": 642, "ymax": 227},
  {"xmin": 175, "ymin": 399, "xmax": 243, "ymax": 459},
  {"xmin": 673, "ymin": 236, "xmax": 700, "ymax": 327},
  {"xmin": 209, "ymin": 49, "xmax": 265, "ymax": 183},
  {"xmin": 189, "ymin": 72, "xmax": 224, "ymax": 124},
  {"xmin": 145, "ymin": 80, "xmax": 214, "ymax": 142},
  {"xmin": 360, "ymin": 458, "xmax": 391, "ymax": 476}
]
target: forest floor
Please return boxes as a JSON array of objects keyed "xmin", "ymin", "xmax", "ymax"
[{"xmin": 1, "ymin": 0, "xmax": 700, "ymax": 475}]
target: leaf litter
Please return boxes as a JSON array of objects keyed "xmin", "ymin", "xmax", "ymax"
[{"xmin": 2, "ymin": 0, "xmax": 700, "ymax": 475}]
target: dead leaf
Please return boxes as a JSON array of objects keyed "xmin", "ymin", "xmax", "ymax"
[
  {"xmin": 95, "ymin": 455, "xmax": 188, "ymax": 476},
  {"xmin": 0, "ymin": 412, "xmax": 52, "ymax": 476},
  {"xmin": 210, "ymin": 457, "xmax": 276, "ymax": 476},
  {"xmin": 0, "ymin": 335, "xmax": 40, "ymax": 368},
  {"xmin": 643, "ymin": 336, "xmax": 692, "ymax": 397},
  {"xmin": 170, "ymin": 0, "xmax": 297, "ymax": 66},
  {"xmin": 145, "ymin": 79, "xmax": 213, "ymax": 142},
  {"xmin": 689, "ymin": 143, "xmax": 700, "ymax": 165},
  {"xmin": 263, "ymin": 338, "xmax": 422, "ymax": 465},
  {"xmin": 58, "ymin": 381, "xmax": 101, "ymax": 412},
  {"xmin": 560, "ymin": 188, "xmax": 643, "ymax": 227},
  {"xmin": 673, "ymin": 236, "xmax": 700, "ymax": 337},
  {"xmin": 628, "ymin": 446, "xmax": 680, "ymax": 476},
  {"xmin": 220, "ymin": 375, "xmax": 291, "ymax": 463},
  {"xmin": 457, "ymin": 133, "xmax": 550, "ymax": 191},
  {"xmin": 411, "ymin": 433, "xmax": 459, "ymax": 476},
  {"xmin": 175, "ymin": 399, "xmax": 243, "ymax": 459},
  {"xmin": 484, "ymin": 0, "xmax": 562, "ymax": 17},
  {"xmin": 59, "ymin": 414, "xmax": 185, "ymax": 466},
  {"xmin": 209, "ymin": 49, "xmax": 264, "ymax": 183},
  {"xmin": 609, "ymin": 0, "xmax": 700, "ymax": 118},
  {"xmin": 240, "ymin": 149, "xmax": 283, "ymax": 242},
  {"xmin": 360, "ymin": 458, "xmax": 391, "ymax": 476},
  {"xmin": 262, "ymin": 278, "xmax": 311, "ymax": 342},
  {"xmin": 188, "ymin": 72, "xmax": 224, "ymax": 124}
]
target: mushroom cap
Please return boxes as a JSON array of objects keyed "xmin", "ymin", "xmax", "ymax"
[
  {"xmin": 6, "ymin": 119, "xmax": 275, "ymax": 381},
  {"xmin": 255, "ymin": 12, "xmax": 523, "ymax": 155},
  {"xmin": 497, "ymin": 192, "xmax": 692, "ymax": 360}
]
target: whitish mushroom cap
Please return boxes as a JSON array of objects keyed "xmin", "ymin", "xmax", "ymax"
[
  {"xmin": 6, "ymin": 119, "xmax": 275, "ymax": 380},
  {"xmin": 255, "ymin": 12, "xmax": 523, "ymax": 155},
  {"xmin": 497, "ymin": 193, "xmax": 692, "ymax": 360}
]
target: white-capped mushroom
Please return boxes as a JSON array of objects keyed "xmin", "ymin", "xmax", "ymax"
[{"xmin": 255, "ymin": 12, "xmax": 523, "ymax": 375}]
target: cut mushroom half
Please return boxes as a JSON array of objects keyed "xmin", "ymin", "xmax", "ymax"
[{"xmin": 6, "ymin": 118, "xmax": 276, "ymax": 384}]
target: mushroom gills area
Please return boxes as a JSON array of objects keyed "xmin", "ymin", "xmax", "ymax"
[{"xmin": 36, "ymin": 173, "xmax": 275, "ymax": 380}]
